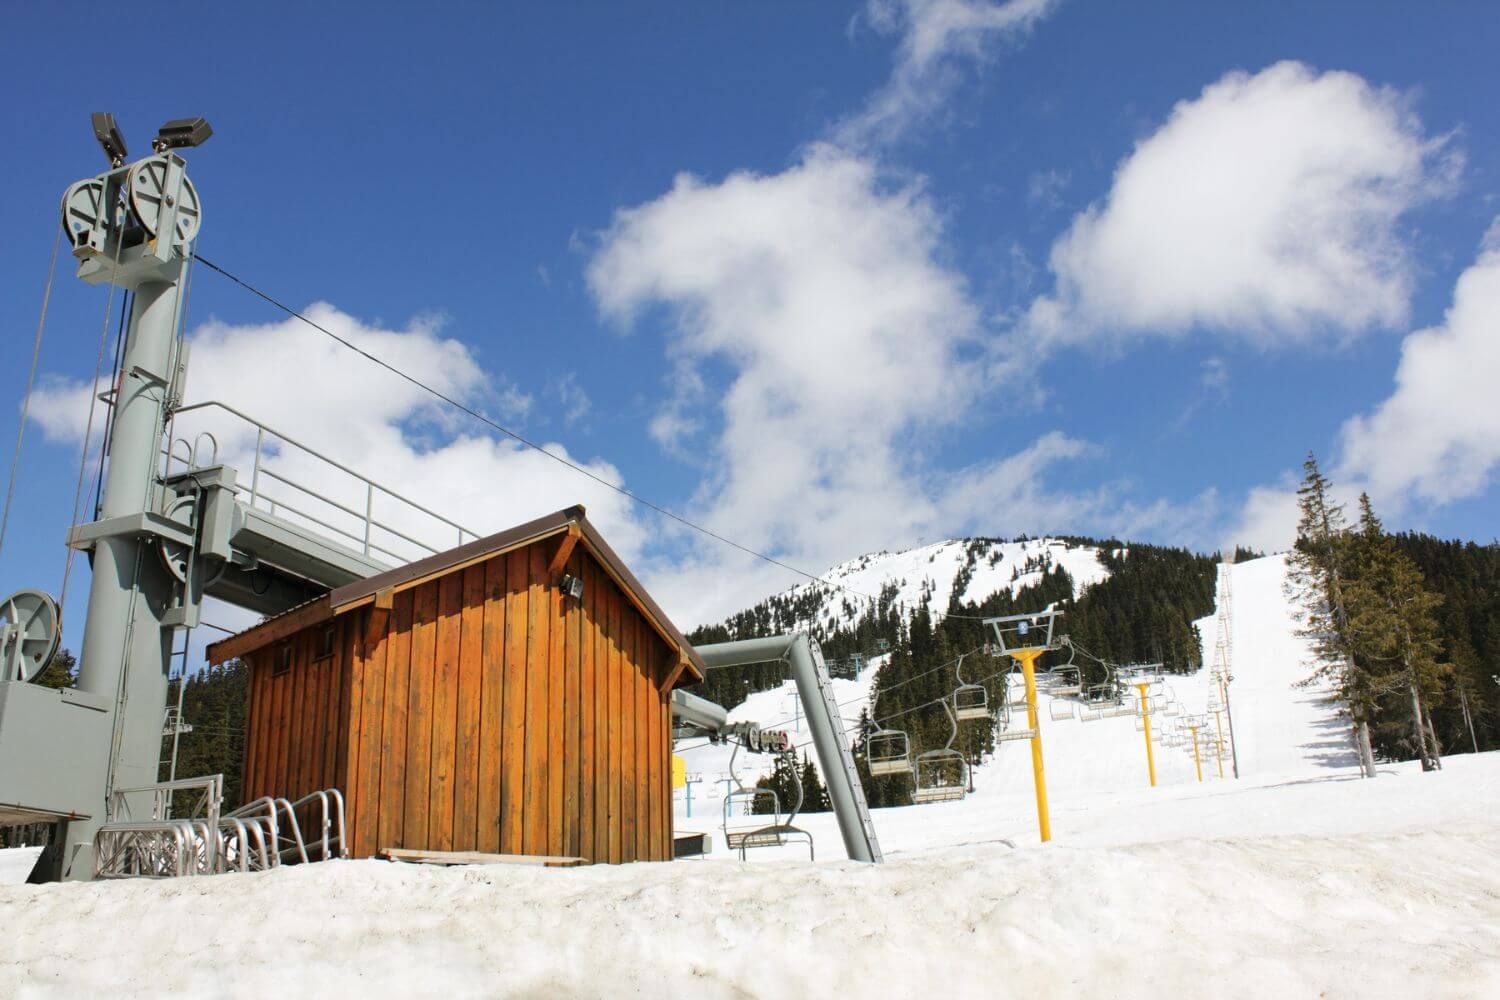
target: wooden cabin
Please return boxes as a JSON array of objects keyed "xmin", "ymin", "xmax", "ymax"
[{"xmin": 206, "ymin": 505, "xmax": 705, "ymax": 864}]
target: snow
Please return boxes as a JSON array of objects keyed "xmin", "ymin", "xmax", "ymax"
[
  {"xmin": 0, "ymin": 845, "xmax": 40, "ymax": 883},
  {"xmin": 776, "ymin": 537, "xmax": 1109, "ymax": 631},
  {"xmin": 4, "ymin": 555, "xmax": 1497, "ymax": 996}
]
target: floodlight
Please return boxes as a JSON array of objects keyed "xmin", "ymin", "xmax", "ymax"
[
  {"xmin": 91, "ymin": 112, "xmax": 128, "ymax": 167},
  {"xmin": 152, "ymin": 117, "xmax": 214, "ymax": 152}
]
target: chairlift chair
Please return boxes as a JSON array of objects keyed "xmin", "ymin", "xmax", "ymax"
[
  {"xmin": 1049, "ymin": 698, "xmax": 1075, "ymax": 722},
  {"xmin": 952, "ymin": 652, "xmax": 989, "ymax": 721},
  {"xmin": 721, "ymin": 739, "xmax": 815, "ymax": 860},
  {"xmin": 995, "ymin": 697, "xmax": 1039, "ymax": 743},
  {"xmin": 911, "ymin": 701, "xmax": 969, "ymax": 804},
  {"xmin": 1047, "ymin": 639, "xmax": 1084, "ymax": 696},
  {"xmin": 863, "ymin": 687, "xmax": 913, "ymax": 777}
]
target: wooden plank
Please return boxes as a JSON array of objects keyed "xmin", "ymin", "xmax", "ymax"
[
  {"xmin": 500, "ymin": 548, "xmax": 528, "ymax": 855},
  {"xmin": 429, "ymin": 572, "xmax": 463, "ymax": 852},
  {"xmin": 405, "ymin": 578, "xmax": 438, "ymax": 851},
  {"xmin": 454, "ymin": 562, "xmax": 486, "ymax": 852},
  {"xmin": 579, "ymin": 554, "xmax": 596, "ymax": 863},
  {"xmin": 206, "ymin": 595, "xmax": 333, "ymax": 666},
  {"xmin": 378, "ymin": 589, "xmax": 414, "ymax": 852},
  {"xmin": 662, "ymin": 685, "xmax": 672, "ymax": 860},
  {"xmin": 294, "ymin": 638, "xmax": 315, "ymax": 803},
  {"xmin": 648, "ymin": 642, "xmax": 663, "ymax": 861},
  {"xmin": 606, "ymin": 579, "xmax": 622, "ymax": 864},
  {"xmin": 355, "ymin": 607, "xmax": 389, "ymax": 858},
  {"xmin": 639, "ymin": 617, "xmax": 651, "ymax": 863},
  {"xmin": 476, "ymin": 554, "xmax": 506, "ymax": 854},
  {"xmin": 265, "ymin": 656, "xmax": 282, "ymax": 799},
  {"xmin": 562, "ymin": 548, "xmax": 582, "ymax": 859},
  {"xmin": 547, "ymin": 549, "xmax": 566, "ymax": 856},
  {"xmin": 546, "ymin": 524, "xmax": 581, "ymax": 578},
  {"xmin": 660, "ymin": 655, "xmax": 691, "ymax": 694},
  {"xmin": 524, "ymin": 544, "xmax": 550, "ymax": 855},
  {"xmin": 592, "ymin": 556, "xmax": 608, "ymax": 863},
  {"xmin": 379, "ymin": 847, "xmax": 584, "ymax": 868},
  {"xmin": 306, "ymin": 628, "xmax": 329, "ymax": 797},
  {"xmin": 272, "ymin": 640, "xmax": 292, "ymax": 796},
  {"xmin": 328, "ymin": 617, "xmax": 349, "ymax": 793},
  {"xmin": 403, "ymin": 581, "xmax": 439, "ymax": 850},
  {"xmin": 298, "ymin": 631, "xmax": 318, "ymax": 797},
  {"xmin": 620, "ymin": 602, "xmax": 637, "ymax": 863}
]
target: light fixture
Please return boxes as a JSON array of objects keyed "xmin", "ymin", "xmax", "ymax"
[
  {"xmin": 152, "ymin": 117, "xmax": 214, "ymax": 153},
  {"xmin": 560, "ymin": 573, "xmax": 584, "ymax": 600},
  {"xmin": 91, "ymin": 112, "xmax": 127, "ymax": 167}
]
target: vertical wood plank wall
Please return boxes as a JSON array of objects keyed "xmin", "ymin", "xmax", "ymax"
[{"xmin": 241, "ymin": 541, "xmax": 677, "ymax": 863}]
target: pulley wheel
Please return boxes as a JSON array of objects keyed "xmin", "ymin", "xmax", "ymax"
[
  {"xmin": 0, "ymin": 589, "xmax": 61, "ymax": 683},
  {"xmin": 60, "ymin": 178, "xmax": 113, "ymax": 241},
  {"xmin": 127, "ymin": 157, "xmax": 201, "ymax": 248}
]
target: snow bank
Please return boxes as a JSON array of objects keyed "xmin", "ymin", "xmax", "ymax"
[{"xmin": 3, "ymin": 756, "xmax": 1496, "ymax": 998}]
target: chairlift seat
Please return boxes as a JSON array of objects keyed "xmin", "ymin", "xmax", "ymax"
[
  {"xmin": 1049, "ymin": 700, "xmax": 1074, "ymax": 721},
  {"xmin": 912, "ymin": 749, "xmax": 967, "ymax": 805},
  {"xmin": 866, "ymin": 729, "xmax": 913, "ymax": 777},
  {"xmin": 954, "ymin": 684, "xmax": 989, "ymax": 721}
]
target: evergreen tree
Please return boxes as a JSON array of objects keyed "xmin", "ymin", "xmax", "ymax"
[
  {"xmin": 32, "ymin": 648, "xmax": 76, "ymax": 689},
  {"xmin": 1342, "ymin": 494, "xmax": 1448, "ymax": 771},
  {"xmin": 1287, "ymin": 454, "xmax": 1377, "ymax": 776}
]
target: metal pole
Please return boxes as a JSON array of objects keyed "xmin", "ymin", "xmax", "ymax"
[
  {"xmin": 249, "ymin": 427, "xmax": 263, "ymax": 506},
  {"xmin": 1135, "ymin": 682, "xmax": 1157, "ymax": 787},
  {"xmin": 1212, "ymin": 709, "xmax": 1226, "ymax": 779},
  {"xmin": 695, "ymin": 635, "xmax": 881, "ymax": 862},
  {"xmin": 1189, "ymin": 725, "xmax": 1202, "ymax": 782},
  {"xmin": 1219, "ymin": 672, "xmax": 1240, "ymax": 779},
  {"xmin": 1017, "ymin": 649, "xmax": 1051, "ymax": 842},
  {"xmin": 363, "ymin": 482, "xmax": 373, "ymax": 556}
]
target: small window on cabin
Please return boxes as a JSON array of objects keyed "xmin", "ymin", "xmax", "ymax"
[
  {"xmin": 315, "ymin": 623, "xmax": 336, "ymax": 660},
  {"xmin": 272, "ymin": 644, "xmax": 293, "ymax": 676}
]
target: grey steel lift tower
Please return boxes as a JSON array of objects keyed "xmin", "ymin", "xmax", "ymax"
[{"xmin": 0, "ymin": 116, "xmax": 399, "ymax": 881}]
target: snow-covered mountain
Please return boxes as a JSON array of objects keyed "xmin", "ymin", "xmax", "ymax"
[{"xmin": 744, "ymin": 536, "xmax": 1113, "ymax": 634}]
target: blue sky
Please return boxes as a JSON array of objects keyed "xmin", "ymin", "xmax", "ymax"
[{"xmin": 2, "ymin": 1, "xmax": 1498, "ymax": 632}]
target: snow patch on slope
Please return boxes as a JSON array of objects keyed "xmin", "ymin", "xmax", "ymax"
[{"xmin": 777, "ymin": 537, "xmax": 1109, "ymax": 631}]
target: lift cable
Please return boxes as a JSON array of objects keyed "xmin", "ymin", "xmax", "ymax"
[
  {"xmin": 191, "ymin": 254, "xmax": 1016, "ymax": 622},
  {"xmin": 0, "ymin": 227, "xmax": 61, "ymax": 560}
]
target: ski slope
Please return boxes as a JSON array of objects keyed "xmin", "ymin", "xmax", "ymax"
[
  {"xmin": 678, "ymin": 553, "xmax": 1357, "ymax": 847},
  {"xmin": 4, "ymin": 554, "xmax": 1495, "ymax": 996},
  {"xmin": 775, "ymin": 537, "xmax": 1109, "ymax": 631}
]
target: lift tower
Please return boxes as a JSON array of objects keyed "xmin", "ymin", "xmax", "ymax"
[{"xmin": 2, "ymin": 116, "xmax": 403, "ymax": 881}]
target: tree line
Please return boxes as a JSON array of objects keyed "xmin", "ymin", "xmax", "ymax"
[{"xmin": 1291, "ymin": 454, "xmax": 1499, "ymax": 773}]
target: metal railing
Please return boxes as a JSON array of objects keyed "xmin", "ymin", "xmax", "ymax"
[{"xmin": 165, "ymin": 400, "xmax": 480, "ymax": 565}]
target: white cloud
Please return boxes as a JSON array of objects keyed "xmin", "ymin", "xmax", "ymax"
[
  {"xmin": 30, "ymin": 305, "xmax": 649, "ymax": 565},
  {"xmin": 1226, "ymin": 481, "xmax": 1301, "ymax": 555},
  {"xmin": 1025, "ymin": 61, "xmax": 1457, "ymax": 350},
  {"xmin": 587, "ymin": 150, "xmax": 1222, "ymax": 622},
  {"xmin": 549, "ymin": 372, "xmax": 592, "ymax": 426},
  {"xmin": 838, "ymin": 0, "xmax": 1058, "ymax": 148},
  {"xmin": 1337, "ymin": 220, "xmax": 1500, "ymax": 508},
  {"xmin": 589, "ymin": 148, "xmax": 981, "ymax": 581},
  {"xmin": 1027, "ymin": 168, "xmax": 1070, "ymax": 209}
]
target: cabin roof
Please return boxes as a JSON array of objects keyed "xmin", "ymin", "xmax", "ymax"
[{"xmin": 205, "ymin": 505, "xmax": 706, "ymax": 687}]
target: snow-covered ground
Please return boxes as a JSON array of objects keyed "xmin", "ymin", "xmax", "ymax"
[{"xmin": 3, "ymin": 554, "xmax": 1496, "ymax": 997}]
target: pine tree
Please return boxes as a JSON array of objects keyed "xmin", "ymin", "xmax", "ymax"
[
  {"xmin": 1342, "ymin": 494, "xmax": 1448, "ymax": 771},
  {"xmin": 1288, "ymin": 455, "xmax": 1377, "ymax": 776}
]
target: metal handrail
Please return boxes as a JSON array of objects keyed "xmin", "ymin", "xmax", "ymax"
[{"xmin": 167, "ymin": 400, "xmax": 479, "ymax": 560}]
